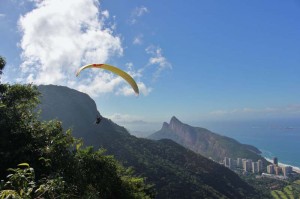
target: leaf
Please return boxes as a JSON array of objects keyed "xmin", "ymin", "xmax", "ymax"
[
  {"xmin": 76, "ymin": 142, "xmax": 83, "ymax": 150},
  {"xmin": 18, "ymin": 163, "xmax": 29, "ymax": 168}
]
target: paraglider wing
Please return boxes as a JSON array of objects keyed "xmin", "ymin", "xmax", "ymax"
[{"xmin": 76, "ymin": 64, "xmax": 139, "ymax": 95}]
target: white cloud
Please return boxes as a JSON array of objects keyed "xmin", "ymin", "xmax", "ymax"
[
  {"xmin": 107, "ymin": 113, "xmax": 147, "ymax": 123},
  {"xmin": 115, "ymin": 62, "xmax": 152, "ymax": 96},
  {"xmin": 107, "ymin": 112, "xmax": 162, "ymax": 133},
  {"xmin": 137, "ymin": 82, "xmax": 152, "ymax": 96},
  {"xmin": 16, "ymin": 0, "xmax": 150, "ymax": 97},
  {"xmin": 130, "ymin": 6, "xmax": 149, "ymax": 25},
  {"xmin": 101, "ymin": 10, "xmax": 109, "ymax": 19},
  {"xmin": 133, "ymin": 34, "xmax": 143, "ymax": 45},
  {"xmin": 146, "ymin": 45, "xmax": 172, "ymax": 80},
  {"xmin": 76, "ymin": 73, "xmax": 123, "ymax": 97},
  {"xmin": 0, "ymin": 13, "xmax": 5, "ymax": 18},
  {"xmin": 116, "ymin": 82, "xmax": 152, "ymax": 96},
  {"xmin": 209, "ymin": 105, "xmax": 300, "ymax": 119},
  {"xmin": 135, "ymin": 6, "xmax": 148, "ymax": 17}
]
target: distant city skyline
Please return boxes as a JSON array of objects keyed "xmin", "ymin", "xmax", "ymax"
[
  {"xmin": 224, "ymin": 156, "xmax": 294, "ymax": 177},
  {"xmin": 1, "ymin": 0, "xmax": 300, "ymax": 131}
]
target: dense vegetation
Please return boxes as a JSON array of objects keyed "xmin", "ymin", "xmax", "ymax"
[
  {"xmin": 240, "ymin": 172, "xmax": 300, "ymax": 199},
  {"xmin": 271, "ymin": 181, "xmax": 300, "ymax": 199},
  {"xmin": 37, "ymin": 84, "xmax": 268, "ymax": 199},
  {"xmin": 0, "ymin": 57, "xmax": 152, "ymax": 198},
  {"xmin": 149, "ymin": 117, "xmax": 268, "ymax": 165}
]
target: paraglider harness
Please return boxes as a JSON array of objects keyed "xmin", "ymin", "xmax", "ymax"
[{"xmin": 96, "ymin": 115, "xmax": 102, "ymax": 124}]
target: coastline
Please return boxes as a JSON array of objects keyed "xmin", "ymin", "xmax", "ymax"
[{"xmin": 265, "ymin": 158, "xmax": 300, "ymax": 174}]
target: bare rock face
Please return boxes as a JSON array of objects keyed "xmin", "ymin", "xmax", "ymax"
[
  {"xmin": 149, "ymin": 116, "xmax": 265, "ymax": 163},
  {"xmin": 37, "ymin": 84, "xmax": 129, "ymax": 147}
]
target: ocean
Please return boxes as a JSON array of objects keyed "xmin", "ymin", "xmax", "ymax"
[{"xmin": 196, "ymin": 119, "xmax": 300, "ymax": 168}]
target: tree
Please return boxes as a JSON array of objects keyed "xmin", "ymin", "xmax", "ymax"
[
  {"xmin": 0, "ymin": 83, "xmax": 153, "ymax": 198},
  {"xmin": 0, "ymin": 56, "xmax": 6, "ymax": 78}
]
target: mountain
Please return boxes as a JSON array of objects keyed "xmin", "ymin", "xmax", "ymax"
[
  {"xmin": 149, "ymin": 116, "xmax": 267, "ymax": 164},
  {"xmin": 37, "ymin": 85, "xmax": 265, "ymax": 199},
  {"xmin": 38, "ymin": 85, "xmax": 129, "ymax": 148}
]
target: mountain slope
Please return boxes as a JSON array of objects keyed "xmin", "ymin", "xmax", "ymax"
[
  {"xmin": 149, "ymin": 116, "xmax": 267, "ymax": 164},
  {"xmin": 37, "ymin": 85, "xmax": 264, "ymax": 199}
]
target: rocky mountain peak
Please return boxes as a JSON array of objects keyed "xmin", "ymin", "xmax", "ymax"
[
  {"xmin": 169, "ymin": 116, "xmax": 183, "ymax": 129},
  {"xmin": 162, "ymin": 122, "xmax": 170, "ymax": 130},
  {"xmin": 170, "ymin": 116, "xmax": 180, "ymax": 123},
  {"xmin": 149, "ymin": 115, "xmax": 265, "ymax": 164}
]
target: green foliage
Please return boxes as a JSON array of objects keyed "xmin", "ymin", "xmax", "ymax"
[
  {"xmin": 69, "ymin": 147, "xmax": 152, "ymax": 198},
  {"xmin": 270, "ymin": 180, "xmax": 300, "ymax": 199},
  {"xmin": 38, "ymin": 85, "xmax": 268, "ymax": 198},
  {"xmin": 150, "ymin": 120, "xmax": 267, "ymax": 164},
  {"xmin": 0, "ymin": 56, "xmax": 5, "ymax": 70},
  {"xmin": 0, "ymin": 84, "xmax": 152, "ymax": 198},
  {"xmin": 271, "ymin": 190, "xmax": 281, "ymax": 199},
  {"xmin": 5, "ymin": 163, "xmax": 35, "ymax": 198},
  {"xmin": 0, "ymin": 163, "xmax": 71, "ymax": 199},
  {"xmin": 97, "ymin": 134, "xmax": 261, "ymax": 199},
  {"xmin": 0, "ymin": 56, "xmax": 6, "ymax": 77},
  {"xmin": 242, "ymin": 174, "xmax": 300, "ymax": 199},
  {"xmin": 295, "ymin": 180, "xmax": 300, "ymax": 185}
]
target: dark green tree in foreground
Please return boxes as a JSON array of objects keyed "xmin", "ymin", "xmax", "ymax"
[
  {"xmin": 0, "ymin": 56, "xmax": 5, "ymax": 73},
  {"xmin": 0, "ymin": 59, "xmax": 153, "ymax": 198},
  {"xmin": 0, "ymin": 56, "xmax": 6, "ymax": 83}
]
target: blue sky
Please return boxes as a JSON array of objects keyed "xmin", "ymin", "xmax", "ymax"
[{"xmin": 1, "ymin": 0, "xmax": 300, "ymax": 132}]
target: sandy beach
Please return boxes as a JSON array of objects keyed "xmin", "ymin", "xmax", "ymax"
[{"xmin": 265, "ymin": 158, "xmax": 300, "ymax": 174}]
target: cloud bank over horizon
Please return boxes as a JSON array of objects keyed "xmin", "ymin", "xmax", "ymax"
[
  {"xmin": 17, "ymin": 0, "xmax": 152, "ymax": 97},
  {"xmin": 208, "ymin": 104, "xmax": 300, "ymax": 120}
]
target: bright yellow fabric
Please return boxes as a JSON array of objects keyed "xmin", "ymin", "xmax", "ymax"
[{"xmin": 76, "ymin": 64, "xmax": 139, "ymax": 95}]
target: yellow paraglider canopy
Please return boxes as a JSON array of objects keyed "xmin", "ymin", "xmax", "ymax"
[{"xmin": 76, "ymin": 64, "xmax": 139, "ymax": 95}]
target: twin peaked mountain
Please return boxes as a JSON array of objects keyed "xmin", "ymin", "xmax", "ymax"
[
  {"xmin": 37, "ymin": 85, "xmax": 264, "ymax": 199},
  {"xmin": 149, "ymin": 116, "xmax": 265, "ymax": 164}
]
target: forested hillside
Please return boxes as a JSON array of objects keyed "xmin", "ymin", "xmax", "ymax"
[
  {"xmin": 37, "ymin": 85, "xmax": 270, "ymax": 199},
  {"xmin": 149, "ymin": 116, "xmax": 267, "ymax": 165},
  {"xmin": 0, "ymin": 81, "xmax": 151, "ymax": 198}
]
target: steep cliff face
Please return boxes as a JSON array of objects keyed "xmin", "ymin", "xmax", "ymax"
[
  {"xmin": 37, "ymin": 85, "xmax": 129, "ymax": 147},
  {"xmin": 149, "ymin": 116, "xmax": 266, "ymax": 163},
  {"xmin": 37, "ymin": 85, "xmax": 262, "ymax": 199}
]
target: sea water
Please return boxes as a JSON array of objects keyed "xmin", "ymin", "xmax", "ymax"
[{"xmin": 197, "ymin": 119, "xmax": 300, "ymax": 168}]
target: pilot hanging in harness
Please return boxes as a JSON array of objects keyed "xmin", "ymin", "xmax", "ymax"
[{"xmin": 95, "ymin": 115, "xmax": 102, "ymax": 124}]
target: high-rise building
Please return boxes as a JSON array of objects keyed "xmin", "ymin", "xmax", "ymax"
[
  {"xmin": 224, "ymin": 157, "xmax": 230, "ymax": 167},
  {"xmin": 257, "ymin": 160, "xmax": 263, "ymax": 172},
  {"xmin": 273, "ymin": 157, "xmax": 278, "ymax": 166},
  {"xmin": 224, "ymin": 157, "xmax": 236, "ymax": 169},
  {"xmin": 243, "ymin": 159, "xmax": 252, "ymax": 172},
  {"xmin": 275, "ymin": 166, "xmax": 282, "ymax": 175},
  {"xmin": 229, "ymin": 158, "xmax": 237, "ymax": 169},
  {"xmin": 252, "ymin": 162, "xmax": 258, "ymax": 173},
  {"xmin": 237, "ymin": 158, "xmax": 243, "ymax": 168},
  {"xmin": 267, "ymin": 165, "xmax": 275, "ymax": 174},
  {"xmin": 282, "ymin": 166, "xmax": 292, "ymax": 176},
  {"xmin": 228, "ymin": 158, "xmax": 232, "ymax": 168}
]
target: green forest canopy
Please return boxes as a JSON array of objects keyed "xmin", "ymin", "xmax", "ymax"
[{"xmin": 0, "ymin": 57, "xmax": 153, "ymax": 198}]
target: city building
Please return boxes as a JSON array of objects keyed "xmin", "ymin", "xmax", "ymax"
[
  {"xmin": 221, "ymin": 156, "xmax": 293, "ymax": 178},
  {"xmin": 224, "ymin": 157, "xmax": 236, "ymax": 169},
  {"xmin": 282, "ymin": 166, "xmax": 292, "ymax": 176},
  {"xmin": 252, "ymin": 162, "xmax": 258, "ymax": 173},
  {"xmin": 275, "ymin": 166, "xmax": 282, "ymax": 175},
  {"xmin": 243, "ymin": 159, "xmax": 252, "ymax": 172},
  {"xmin": 257, "ymin": 160, "xmax": 263, "ymax": 172},
  {"xmin": 237, "ymin": 158, "xmax": 243, "ymax": 168},
  {"xmin": 273, "ymin": 157, "xmax": 278, "ymax": 166},
  {"xmin": 224, "ymin": 157, "xmax": 230, "ymax": 167},
  {"xmin": 267, "ymin": 165, "xmax": 275, "ymax": 174},
  {"xmin": 229, "ymin": 158, "xmax": 237, "ymax": 169}
]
